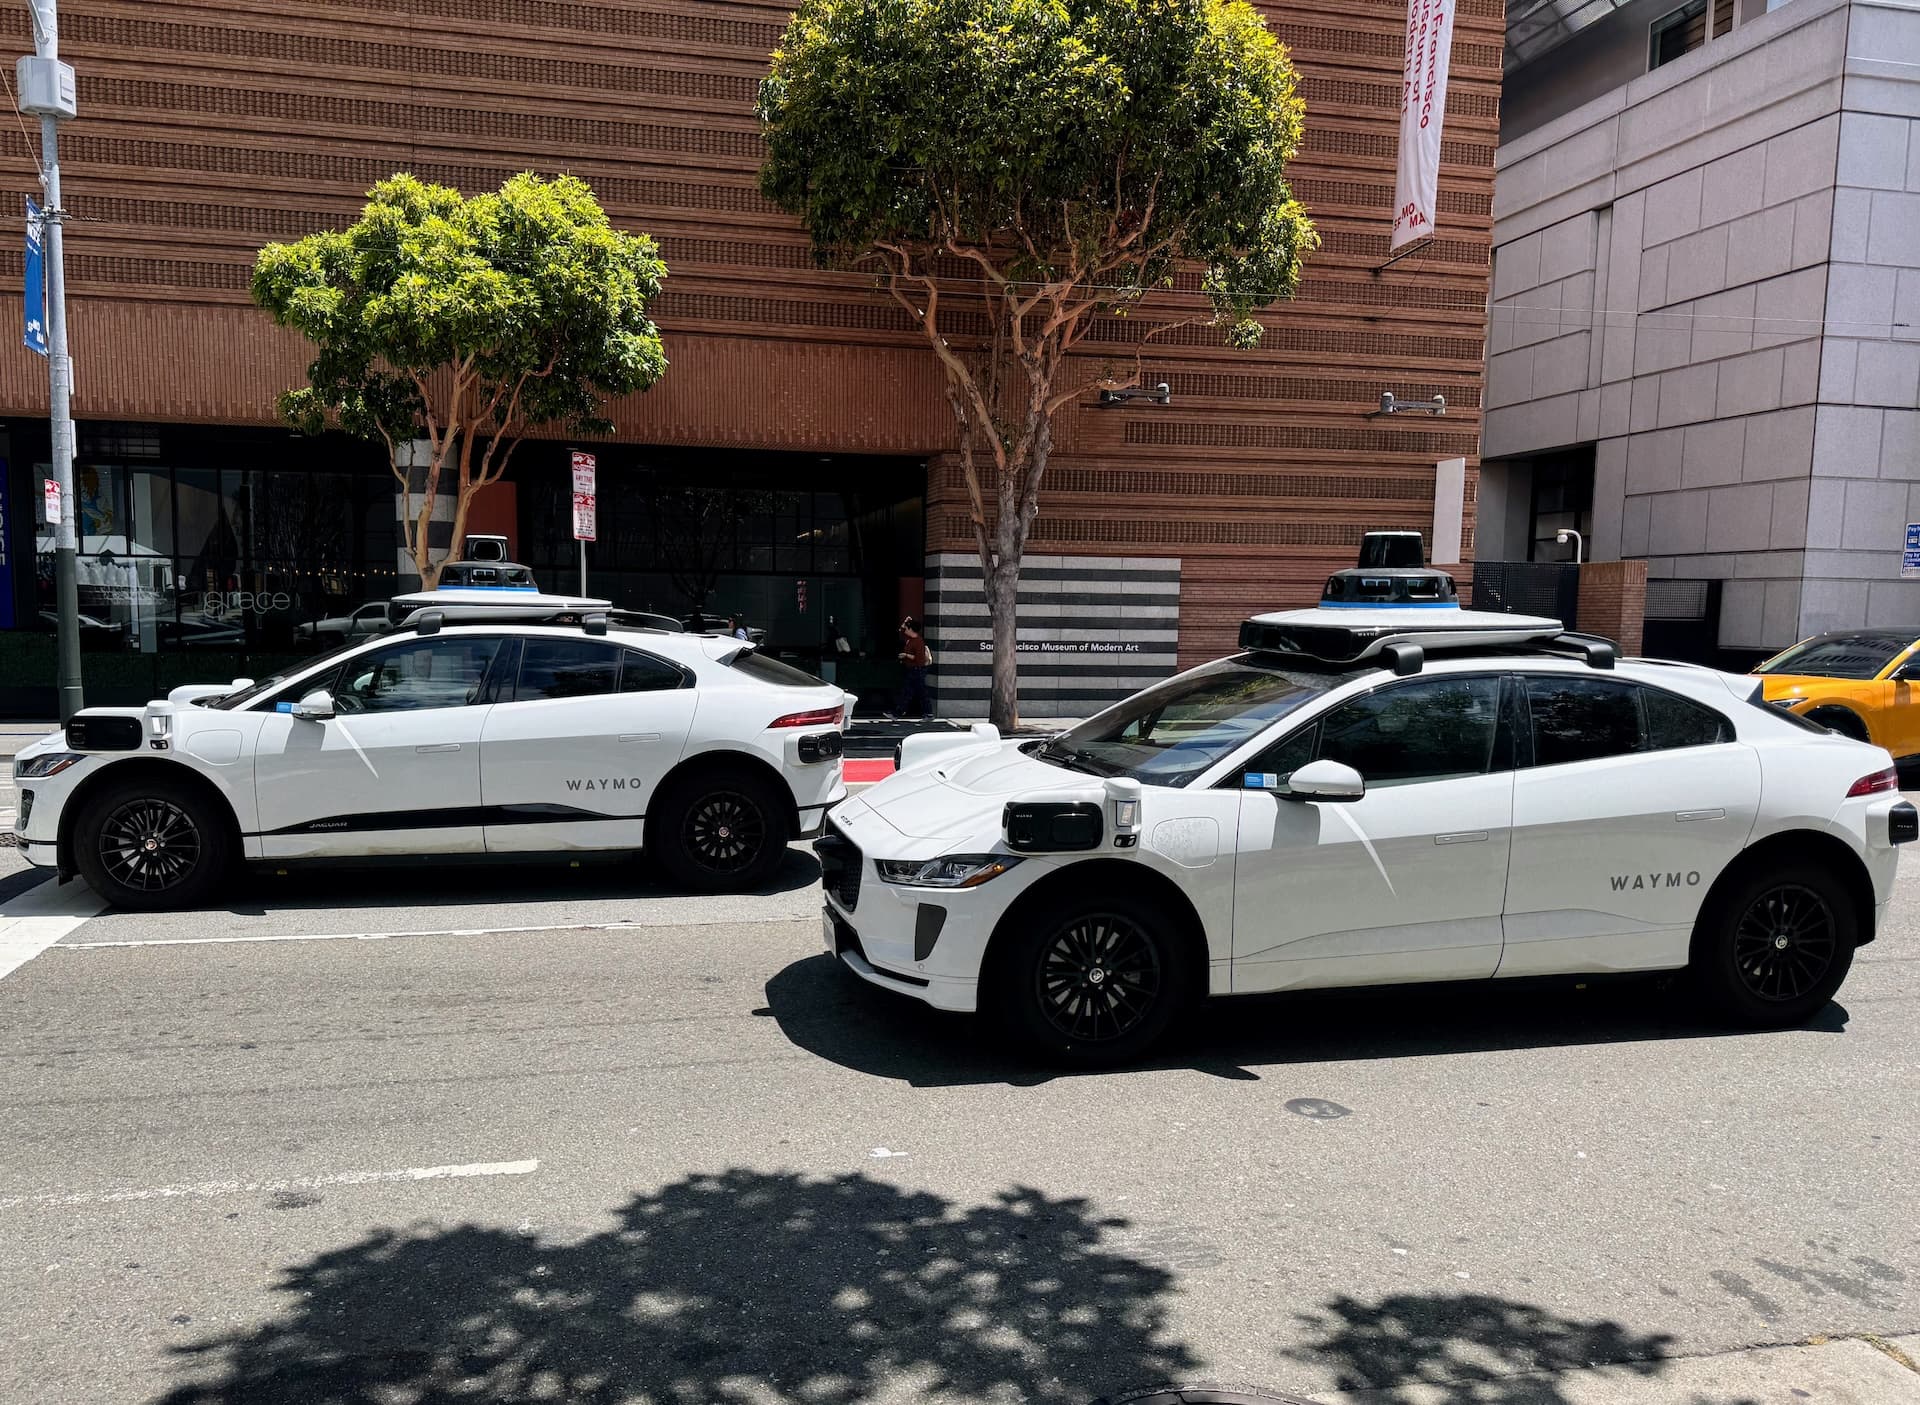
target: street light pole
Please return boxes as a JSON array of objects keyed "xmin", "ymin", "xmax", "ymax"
[{"xmin": 21, "ymin": 0, "xmax": 81, "ymax": 720}]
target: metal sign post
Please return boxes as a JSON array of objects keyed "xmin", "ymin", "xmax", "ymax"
[
  {"xmin": 571, "ymin": 450, "xmax": 596, "ymax": 594},
  {"xmin": 19, "ymin": 0, "xmax": 82, "ymax": 719}
]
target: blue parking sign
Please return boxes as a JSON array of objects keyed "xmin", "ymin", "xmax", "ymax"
[{"xmin": 1905, "ymin": 523, "xmax": 1920, "ymax": 580}]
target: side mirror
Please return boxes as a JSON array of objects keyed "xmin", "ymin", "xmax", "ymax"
[
  {"xmin": 1283, "ymin": 758, "xmax": 1365, "ymax": 802},
  {"xmin": 290, "ymin": 689, "xmax": 335, "ymax": 722},
  {"xmin": 1898, "ymin": 661, "xmax": 1920, "ymax": 682}
]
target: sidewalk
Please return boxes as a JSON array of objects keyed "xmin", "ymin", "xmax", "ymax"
[{"xmin": 1313, "ymin": 1333, "xmax": 1920, "ymax": 1404}]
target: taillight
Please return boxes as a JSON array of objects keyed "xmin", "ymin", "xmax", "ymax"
[
  {"xmin": 770, "ymin": 705, "xmax": 843, "ymax": 729},
  {"xmin": 1848, "ymin": 766, "xmax": 1899, "ymax": 797}
]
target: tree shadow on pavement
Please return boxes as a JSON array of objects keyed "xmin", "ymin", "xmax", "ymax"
[
  {"xmin": 1281, "ymin": 1292, "xmax": 1701, "ymax": 1405},
  {"xmin": 767, "ymin": 953, "xmax": 1848, "ymax": 1089},
  {"xmin": 150, "ymin": 1169, "xmax": 1198, "ymax": 1405}
]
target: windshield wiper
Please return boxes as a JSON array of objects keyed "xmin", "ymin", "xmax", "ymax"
[{"xmin": 1036, "ymin": 736, "xmax": 1118, "ymax": 777}]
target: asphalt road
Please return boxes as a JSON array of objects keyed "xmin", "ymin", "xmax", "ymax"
[{"xmin": 0, "ymin": 846, "xmax": 1915, "ymax": 1405}]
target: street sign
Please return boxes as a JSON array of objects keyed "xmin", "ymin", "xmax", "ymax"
[
  {"xmin": 23, "ymin": 198, "xmax": 47, "ymax": 357},
  {"xmin": 796, "ymin": 579, "xmax": 808, "ymax": 614},
  {"xmin": 1905, "ymin": 523, "xmax": 1920, "ymax": 580},
  {"xmin": 570, "ymin": 450, "xmax": 596, "ymax": 543},
  {"xmin": 43, "ymin": 476, "xmax": 60, "ymax": 525}
]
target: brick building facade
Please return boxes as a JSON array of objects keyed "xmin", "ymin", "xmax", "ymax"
[{"xmin": 0, "ymin": 0, "xmax": 1502, "ymax": 716}]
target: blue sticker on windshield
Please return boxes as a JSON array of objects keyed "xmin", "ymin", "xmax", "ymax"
[
  {"xmin": 275, "ymin": 701, "xmax": 294, "ymax": 712},
  {"xmin": 1244, "ymin": 772, "xmax": 1278, "ymax": 789}
]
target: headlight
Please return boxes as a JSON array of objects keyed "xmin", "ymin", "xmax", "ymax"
[
  {"xmin": 875, "ymin": 854, "xmax": 1023, "ymax": 888},
  {"xmin": 14, "ymin": 751, "xmax": 82, "ymax": 779}
]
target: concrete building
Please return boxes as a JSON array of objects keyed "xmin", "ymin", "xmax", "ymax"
[{"xmin": 1484, "ymin": 0, "xmax": 1920, "ymax": 661}]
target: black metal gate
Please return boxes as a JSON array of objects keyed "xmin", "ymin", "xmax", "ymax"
[{"xmin": 1470, "ymin": 561, "xmax": 1579, "ymax": 626}]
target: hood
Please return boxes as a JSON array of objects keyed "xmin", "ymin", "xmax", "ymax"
[{"xmin": 854, "ymin": 740, "xmax": 1083, "ymax": 840}]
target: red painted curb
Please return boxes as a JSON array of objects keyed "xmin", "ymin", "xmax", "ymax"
[{"xmin": 845, "ymin": 759, "xmax": 896, "ymax": 783}]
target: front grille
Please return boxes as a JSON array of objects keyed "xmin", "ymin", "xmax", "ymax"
[{"xmin": 814, "ymin": 824, "xmax": 862, "ymax": 911}]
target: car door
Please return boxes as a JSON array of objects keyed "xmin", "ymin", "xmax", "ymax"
[
  {"xmin": 480, "ymin": 638, "xmax": 699, "ymax": 853},
  {"xmin": 1230, "ymin": 672, "xmax": 1515, "ymax": 993},
  {"xmin": 251, "ymin": 633, "xmax": 509, "ymax": 858},
  {"xmin": 1502, "ymin": 673, "xmax": 1761, "ymax": 977}
]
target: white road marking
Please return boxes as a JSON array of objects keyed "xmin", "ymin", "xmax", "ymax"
[
  {"xmin": 0, "ymin": 877, "xmax": 106, "ymax": 984},
  {"xmin": 59, "ymin": 911, "xmax": 813, "ymax": 949},
  {"xmin": 0, "ymin": 1158, "xmax": 540, "ymax": 1210}
]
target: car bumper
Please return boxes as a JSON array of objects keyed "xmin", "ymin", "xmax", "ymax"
[{"xmin": 823, "ymin": 904, "xmax": 980, "ymax": 1012}]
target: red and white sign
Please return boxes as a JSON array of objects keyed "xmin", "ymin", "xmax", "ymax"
[
  {"xmin": 42, "ymin": 477, "xmax": 60, "ymax": 525},
  {"xmin": 795, "ymin": 579, "xmax": 808, "ymax": 614},
  {"xmin": 1391, "ymin": 0, "xmax": 1456, "ymax": 252},
  {"xmin": 570, "ymin": 450, "xmax": 596, "ymax": 542}
]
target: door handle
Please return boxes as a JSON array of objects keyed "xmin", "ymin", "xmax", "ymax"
[
  {"xmin": 1675, "ymin": 808, "xmax": 1724, "ymax": 822},
  {"xmin": 415, "ymin": 743, "xmax": 462, "ymax": 754},
  {"xmin": 1435, "ymin": 831, "xmax": 1488, "ymax": 845},
  {"xmin": 618, "ymin": 733, "xmax": 660, "ymax": 743}
]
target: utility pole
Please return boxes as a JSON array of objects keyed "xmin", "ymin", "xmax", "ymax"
[{"xmin": 18, "ymin": 0, "xmax": 80, "ymax": 720}]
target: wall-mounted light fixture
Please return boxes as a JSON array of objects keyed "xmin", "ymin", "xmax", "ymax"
[
  {"xmin": 1092, "ymin": 383, "xmax": 1171, "ymax": 409},
  {"xmin": 1371, "ymin": 392, "xmax": 1446, "ymax": 417}
]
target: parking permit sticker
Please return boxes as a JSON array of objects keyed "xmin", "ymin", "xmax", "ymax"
[{"xmin": 1244, "ymin": 772, "xmax": 1281, "ymax": 790}]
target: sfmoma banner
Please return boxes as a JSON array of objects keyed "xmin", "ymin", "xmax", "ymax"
[{"xmin": 1391, "ymin": 0, "xmax": 1456, "ymax": 251}]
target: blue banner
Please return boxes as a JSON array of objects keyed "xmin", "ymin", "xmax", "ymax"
[{"xmin": 24, "ymin": 197, "xmax": 47, "ymax": 357}]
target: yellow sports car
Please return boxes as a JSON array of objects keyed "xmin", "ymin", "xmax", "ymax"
[{"xmin": 1751, "ymin": 629, "xmax": 1920, "ymax": 774}]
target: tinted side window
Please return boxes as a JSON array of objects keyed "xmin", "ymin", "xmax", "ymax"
[
  {"xmin": 1316, "ymin": 676, "xmax": 1502, "ymax": 786},
  {"xmin": 1644, "ymin": 687, "xmax": 1732, "ymax": 749},
  {"xmin": 335, "ymin": 637, "xmax": 504, "ymax": 714},
  {"xmin": 1527, "ymin": 676, "xmax": 1644, "ymax": 766},
  {"xmin": 517, "ymin": 639, "xmax": 621, "ymax": 701},
  {"xmin": 621, "ymin": 649, "xmax": 687, "ymax": 693},
  {"xmin": 1238, "ymin": 723, "xmax": 1319, "ymax": 790}
]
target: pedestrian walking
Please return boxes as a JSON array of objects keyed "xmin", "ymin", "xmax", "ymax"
[
  {"xmin": 731, "ymin": 614, "xmax": 750, "ymax": 641},
  {"xmin": 886, "ymin": 615, "xmax": 932, "ymax": 719}
]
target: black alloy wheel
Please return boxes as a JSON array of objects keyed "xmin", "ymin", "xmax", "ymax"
[
  {"xmin": 1731, "ymin": 882, "xmax": 1838, "ymax": 1004},
  {"xmin": 97, "ymin": 797, "xmax": 204, "ymax": 894},
  {"xmin": 651, "ymin": 766, "xmax": 792, "ymax": 893},
  {"xmin": 1036, "ymin": 911, "xmax": 1166, "ymax": 1044},
  {"xmin": 683, "ymin": 789, "xmax": 767, "ymax": 877}
]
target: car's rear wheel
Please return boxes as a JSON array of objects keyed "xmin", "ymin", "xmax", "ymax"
[
  {"xmin": 73, "ymin": 776, "xmax": 233, "ymax": 911},
  {"xmin": 990, "ymin": 892, "xmax": 1194, "ymax": 1067},
  {"xmin": 651, "ymin": 766, "xmax": 791, "ymax": 892},
  {"xmin": 1691, "ymin": 861, "xmax": 1857, "ymax": 1027}
]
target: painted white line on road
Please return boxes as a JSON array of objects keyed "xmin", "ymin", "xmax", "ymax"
[
  {"xmin": 0, "ymin": 1158, "xmax": 540, "ymax": 1210},
  {"xmin": 58, "ymin": 913, "xmax": 814, "ymax": 949},
  {"xmin": 0, "ymin": 878, "xmax": 106, "ymax": 984}
]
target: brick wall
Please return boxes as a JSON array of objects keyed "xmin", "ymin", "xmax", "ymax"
[{"xmin": 1577, "ymin": 558, "xmax": 1648, "ymax": 655}]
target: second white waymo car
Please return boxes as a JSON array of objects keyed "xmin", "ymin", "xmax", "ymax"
[{"xmin": 821, "ymin": 607, "xmax": 1913, "ymax": 1064}]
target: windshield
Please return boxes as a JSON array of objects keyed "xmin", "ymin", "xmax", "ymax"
[
  {"xmin": 1754, "ymin": 633, "xmax": 1911, "ymax": 680},
  {"xmin": 210, "ymin": 637, "xmax": 372, "ymax": 710},
  {"xmin": 1035, "ymin": 656, "xmax": 1343, "ymax": 787}
]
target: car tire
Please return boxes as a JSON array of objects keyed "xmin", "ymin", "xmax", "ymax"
[
  {"xmin": 72, "ymin": 775, "xmax": 234, "ymax": 912},
  {"xmin": 1690, "ymin": 860, "xmax": 1858, "ymax": 1028},
  {"xmin": 651, "ymin": 765, "xmax": 791, "ymax": 893},
  {"xmin": 989, "ymin": 891, "xmax": 1195, "ymax": 1067}
]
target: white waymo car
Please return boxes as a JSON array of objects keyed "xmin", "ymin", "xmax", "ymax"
[
  {"xmin": 821, "ymin": 608, "xmax": 1915, "ymax": 1064},
  {"xmin": 12, "ymin": 592, "xmax": 849, "ymax": 909}
]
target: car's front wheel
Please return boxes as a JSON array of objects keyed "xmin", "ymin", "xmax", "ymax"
[
  {"xmin": 1691, "ymin": 861, "xmax": 1858, "ymax": 1027},
  {"xmin": 73, "ymin": 776, "xmax": 234, "ymax": 911},
  {"xmin": 650, "ymin": 766, "xmax": 791, "ymax": 892},
  {"xmin": 990, "ymin": 892, "xmax": 1195, "ymax": 1067}
]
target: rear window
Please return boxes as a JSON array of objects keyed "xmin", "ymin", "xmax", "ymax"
[{"xmin": 725, "ymin": 649, "xmax": 830, "ymax": 688}]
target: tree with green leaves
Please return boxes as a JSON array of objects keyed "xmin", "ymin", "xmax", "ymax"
[
  {"xmin": 252, "ymin": 172, "xmax": 668, "ymax": 588},
  {"xmin": 759, "ymin": 0, "xmax": 1315, "ymax": 726}
]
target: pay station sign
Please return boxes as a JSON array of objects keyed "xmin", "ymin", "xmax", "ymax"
[
  {"xmin": 571, "ymin": 450, "xmax": 596, "ymax": 542},
  {"xmin": 1905, "ymin": 523, "xmax": 1920, "ymax": 580}
]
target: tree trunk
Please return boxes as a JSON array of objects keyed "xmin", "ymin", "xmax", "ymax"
[{"xmin": 987, "ymin": 553, "xmax": 1019, "ymax": 731}]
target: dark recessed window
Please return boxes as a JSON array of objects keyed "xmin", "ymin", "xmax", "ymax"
[{"xmin": 1650, "ymin": 0, "xmax": 1708, "ymax": 69}]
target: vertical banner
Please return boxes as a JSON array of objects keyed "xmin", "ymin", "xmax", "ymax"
[
  {"xmin": 23, "ymin": 197, "xmax": 48, "ymax": 356},
  {"xmin": 1391, "ymin": 0, "xmax": 1456, "ymax": 251}
]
